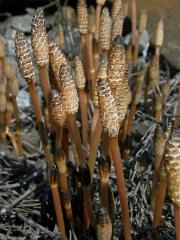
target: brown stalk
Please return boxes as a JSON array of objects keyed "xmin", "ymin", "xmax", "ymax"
[
  {"xmin": 0, "ymin": 36, "xmax": 6, "ymax": 143},
  {"xmin": 12, "ymin": 97, "xmax": 23, "ymax": 156},
  {"xmin": 161, "ymin": 81, "xmax": 170, "ymax": 108},
  {"xmin": 5, "ymin": 61, "xmax": 23, "ymax": 156},
  {"xmin": 109, "ymin": 137, "xmax": 132, "ymax": 239},
  {"xmin": 96, "ymin": 207, "xmax": 112, "ymax": 240},
  {"xmin": 131, "ymin": 0, "xmax": 137, "ymax": 48},
  {"xmin": 133, "ymin": 10, "xmax": 147, "ymax": 66},
  {"xmin": 62, "ymin": 193, "xmax": 75, "ymax": 227},
  {"xmin": 97, "ymin": 78, "xmax": 132, "ymax": 240},
  {"xmin": 152, "ymin": 176, "xmax": 167, "ymax": 227},
  {"xmin": 174, "ymin": 205, "xmax": 180, "ymax": 240},
  {"xmin": 81, "ymin": 165, "xmax": 95, "ymax": 227},
  {"xmin": 174, "ymin": 85, "xmax": 180, "ymax": 128},
  {"xmin": 89, "ymin": 60, "xmax": 108, "ymax": 176},
  {"xmin": 60, "ymin": 64, "xmax": 85, "ymax": 166},
  {"xmin": 15, "ymin": 31, "xmax": 52, "ymax": 167},
  {"xmin": 31, "ymin": 8, "xmax": 51, "ymax": 107},
  {"xmin": 88, "ymin": 6, "xmax": 96, "ymax": 99},
  {"xmin": 151, "ymin": 125, "xmax": 165, "ymax": 210},
  {"xmin": 89, "ymin": 115, "xmax": 102, "ymax": 177},
  {"xmin": 50, "ymin": 164, "xmax": 66, "ymax": 238},
  {"xmin": 93, "ymin": 38, "xmax": 99, "ymax": 76},
  {"xmin": 98, "ymin": 155, "xmax": 111, "ymax": 210},
  {"xmin": 75, "ymin": 56, "xmax": 89, "ymax": 149},
  {"xmin": 154, "ymin": 92, "xmax": 162, "ymax": 122},
  {"xmin": 56, "ymin": 148, "xmax": 68, "ymax": 194},
  {"xmin": 125, "ymin": 69, "xmax": 144, "ymax": 138}
]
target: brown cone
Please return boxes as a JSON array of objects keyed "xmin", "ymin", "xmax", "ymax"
[
  {"xmin": 31, "ymin": 8, "xmax": 49, "ymax": 67},
  {"xmin": 15, "ymin": 32, "xmax": 34, "ymax": 82}
]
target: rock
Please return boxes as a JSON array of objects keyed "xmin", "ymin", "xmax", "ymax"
[{"xmin": 136, "ymin": 0, "xmax": 180, "ymax": 69}]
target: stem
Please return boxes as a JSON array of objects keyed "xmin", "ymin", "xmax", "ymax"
[
  {"xmin": 101, "ymin": 49, "xmax": 108, "ymax": 60},
  {"xmin": 102, "ymin": 132, "xmax": 109, "ymax": 157},
  {"xmin": 79, "ymin": 89, "xmax": 89, "ymax": 149},
  {"xmin": 89, "ymin": 116, "xmax": 102, "ymax": 178},
  {"xmin": 133, "ymin": 34, "xmax": 140, "ymax": 66},
  {"xmin": 153, "ymin": 179, "xmax": 167, "ymax": 227},
  {"xmin": 12, "ymin": 96, "xmax": 23, "ymax": 156},
  {"xmin": 67, "ymin": 114, "xmax": 85, "ymax": 166},
  {"xmin": 174, "ymin": 205, "xmax": 180, "ymax": 240},
  {"xmin": 6, "ymin": 128, "xmax": 20, "ymax": 156},
  {"xmin": 90, "ymin": 107, "xmax": 99, "ymax": 136},
  {"xmin": 56, "ymin": 151, "xmax": 68, "ymax": 195},
  {"xmin": 39, "ymin": 66, "xmax": 51, "ymax": 107},
  {"xmin": 126, "ymin": 103, "xmax": 137, "ymax": 137},
  {"xmin": 93, "ymin": 38, "xmax": 99, "ymax": 76},
  {"xmin": 131, "ymin": 0, "xmax": 137, "ymax": 47},
  {"xmin": 0, "ymin": 58, "xmax": 6, "ymax": 143},
  {"xmin": 83, "ymin": 186, "xmax": 95, "ymax": 227},
  {"xmin": 176, "ymin": 84, "xmax": 180, "ymax": 127},
  {"xmin": 95, "ymin": 4, "xmax": 102, "ymax": 41},
  {"xmin": 80, "ymin": 33, "xmax": 89, "ymax": 80},
  {"xmin": 50, "ymin": 183, "xmax": 66, "ymax": 238},
  {"xmin": 56, "ymin": 126, "xmax": 63, "ymax": 150},
  {"xmin": 88, "ymin": 33, "xmax": 96, "ymax": 99},
  {"xmin": 151, "ymin": 155, "xmax": 163, "ymax": 210},
  {"xmin": 109, "ymin": 137, "xmax": 132, "ymax": 240},
  {"xmin": 100, "ymin": 180, "xmax": 109, "ymax": 210},
  {"xmin": 62, "ymin": 127, "xmax": 69, "ymax": 159},
  {"xmin": 28, "ymin": 79, "xmax": 52, "ymax": 167}
]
